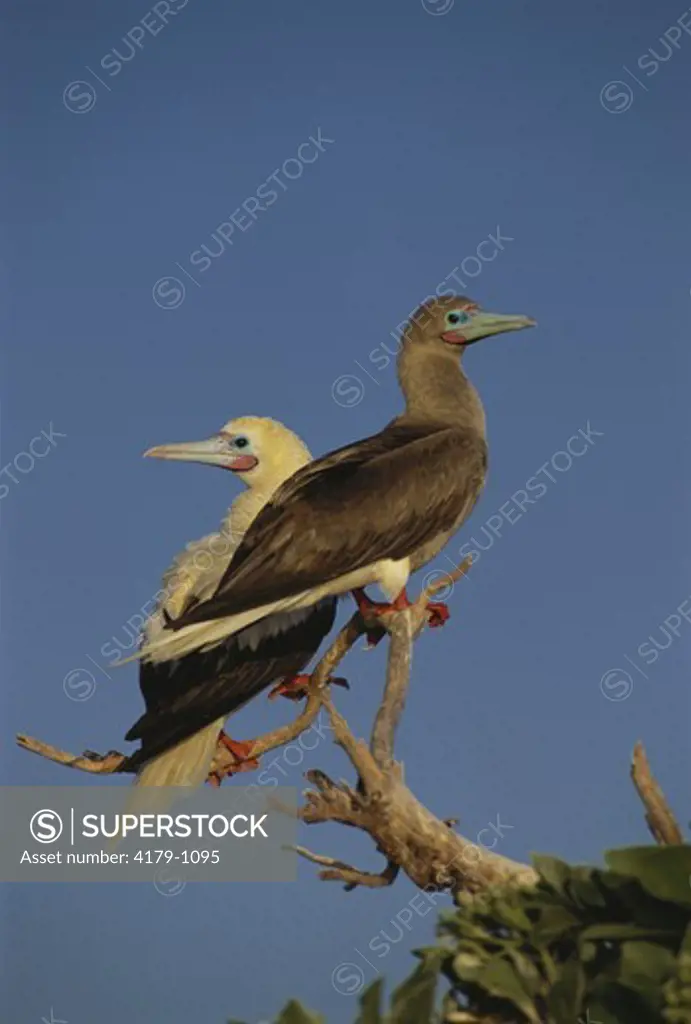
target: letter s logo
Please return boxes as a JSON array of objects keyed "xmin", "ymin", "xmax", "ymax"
[{"xmin": 30, "ymin": 809, "xmax": 64, "ymax": 844}]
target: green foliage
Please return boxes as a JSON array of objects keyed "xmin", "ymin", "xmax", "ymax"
[
  {"xmin": 229, "ymin": 844, "xmax": 691, "ymax": 1024},
  {"xmin": 440, "ymin": 846, "xmax": 691, "ymax": 1024}
]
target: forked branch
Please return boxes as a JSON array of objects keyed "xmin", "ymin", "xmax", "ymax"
[{"xmin": 19, "ymin": 556, "xmax": 680, "ymax": 901}]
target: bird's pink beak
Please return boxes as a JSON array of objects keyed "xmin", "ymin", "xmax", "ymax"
[
  {"xmin": 143, "ymin": 436, "xmax": 258, "ymax": 473},
  {"xmin": 227, "ymin": 454, "xmax": 259, "ymax": 472}
]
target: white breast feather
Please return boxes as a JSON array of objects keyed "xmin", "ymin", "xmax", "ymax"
[{"xmin": 142, "ymin": 488, "xmax": 267, "ymax": 648}]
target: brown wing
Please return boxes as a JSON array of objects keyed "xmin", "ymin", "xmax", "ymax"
[
  {"xmin": 172, "ymin": 422, "xmax": 487, "ymax": 627},
  {"xmin": 124, "ymin": 598, "xmax": 337, "ymax": 769}
]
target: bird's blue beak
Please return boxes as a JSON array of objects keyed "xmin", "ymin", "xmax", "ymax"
[{"xmin": 442, "ymin": 310, "xmax": 536, "ymax": 346}]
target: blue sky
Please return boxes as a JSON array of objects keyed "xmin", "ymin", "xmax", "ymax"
[{"xmin": 2, "ymin": 0, "xmax": 690, "ymax": 1021}]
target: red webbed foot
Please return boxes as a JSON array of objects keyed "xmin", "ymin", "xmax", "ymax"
[
  {"xmin": 268, "ymin": 673, "xmax": 349, "ymax": 701},
  {"xmin": 352, "ymin": 587, "xmax": 412, "ymax": 647},
  {"xmin": 426, "ymin": 601, "xmax": 450, "ymax": 628},
  {"xmin": 206, "ymin": 732, "xmax": 261, "ymax": 786},
  {"xmin": 219, "ymin": 733, "xmax": 257, "ymax": 762},
  {"xmin": 268, "ymin": 673, "xmax": 311, "ymax": 701}
]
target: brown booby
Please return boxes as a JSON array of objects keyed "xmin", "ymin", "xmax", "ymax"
[
  {"xmin": 123, "ymin": 417, "xmax": 337, "ymax": 788},
  {"xmin": 133, "ymin": 297, "xmax": 535, "ymax": 663}
]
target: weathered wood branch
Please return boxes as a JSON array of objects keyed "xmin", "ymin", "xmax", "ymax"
[
  {"xmin": 368, "ymin": 563, "xmax": 468, "ymax": 771},
  {"xmin": 290, "ymin": 845, "xmax": 400, "ymax": 891},
  {"xmin": 291, "ymin": 569, "xmax": 685, "ymax": 895},
  {"xmin": 290, "ymin": 558, "xmax": 539, "ymax": 894},
  {"xmin": 296, "ymin": 678, "xmax": 538, "ymax": 896},
  {"xmin": 630, "ymin": 739, "xmax": 684, "ymax": 846},
  {"xmin": 20, "ymin": 556, "xmax": 680, "ymax": 903},
  {"xmin": 13, "ymin": 737, "xmax": 126, "ymax": 774},
  {"xmin": 370, "ymin": 611, "xmax": 413, "ymax": 770}
]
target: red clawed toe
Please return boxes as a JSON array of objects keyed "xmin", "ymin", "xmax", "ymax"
[
  {"xmin": 205, "ymin": 733, "xmax": 261, "ymax": 785},
  {"xmin": 268, "ymin": 673, "xmax": 312, "ymax": 701},
  {"xmin": 426, "ymin": 601, "xmax": 450, "ymax": 628},
  {"xmin": 219, "ymin": 733, "xmax": 256, "ymax": 761},
  {"xmin": 352, "ymin": 587, "xmax": 413, "ymax": 646},
  {"xmin": 269, "ymin": 673, "xmax": 350, "ymax": 701},
  {"xmin": 352, "ymin": 588, "xmax": 450, "ymax": 641}
]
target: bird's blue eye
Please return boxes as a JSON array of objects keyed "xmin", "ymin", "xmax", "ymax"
[
  {"xmin": 233, "ymin": 436, "xmax": 250, "ymax": 449},
  {"xmin": 446, "ymin": 310, "xmax": 471, "ymax": 326}
]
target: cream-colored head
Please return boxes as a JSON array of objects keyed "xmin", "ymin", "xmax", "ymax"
[{"xmin": 143, "ymin": 415, "xmax": 312, "ymax": 492}]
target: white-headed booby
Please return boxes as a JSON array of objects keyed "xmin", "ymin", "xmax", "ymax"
[{"xmin": 123, "ymin": 416, "xmax": 336, "ymax": 788}]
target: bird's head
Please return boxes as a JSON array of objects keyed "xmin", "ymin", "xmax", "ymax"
[
  {"xmin": 143, "ymin": 416, "xmax": 312, "ymax": 490},
  {"xmin": 403, "ymin": 295, "xmax": 536, "ymax": 359}
]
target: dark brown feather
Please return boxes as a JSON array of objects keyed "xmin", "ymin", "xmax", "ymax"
[
  {"xmin": 122, "ymin": 598, "xmax": 336, "ymax": 770},
  {"xmin": 171, "ymin": 422, "xmax": 487, "ymax": 627}
]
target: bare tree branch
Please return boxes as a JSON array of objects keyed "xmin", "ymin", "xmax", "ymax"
[
  {"xmin": 630, "ymin": 740, "xmax": 684, "ymax": 845},
  {"xmin": 371, "ymin": 611, "xmax": 413, "ymax": 770},
  {"xmin": 247, "ymin": 617, "xmax": 362, "ymax": 761},
  {"xmin": 290, "ymin": 845, "xmax": 399, "ymax": 890},
  {"xmin": 280, "ymin": 558, "xmax": 539, "ymax": 895},
  {"xmin": 15, "ymin": 736, "xmax": 127, "ymax": 774},
  {"xmin": 37, "ymin": 556, "xmax": 684, "ymax": 902},
  {"xmin": 299, "ymin": 692, "xmax": 538, "ymax": 895},
  {"xmin": 371, "ymin": 558, "xmax": 472, "ymax": 770}
]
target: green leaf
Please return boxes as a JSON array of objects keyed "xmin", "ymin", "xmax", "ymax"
[
  {"xmin": 495, "ymin": 899, "xmax": 534, "ymax": 933},
  {"xmin": 533, "ymin": 855, "xmax": 574, "ymax": 896},
  {"xmin": 565, "ymin": 870, "xmax": 610, "ymax": 911},
  {"xmin": 275, "ymin": 1001, "xmax": 326, "ymax": 1024},
  {"xmin": 595, "ymin": 980, "xmax": 664, "ymax": 1024},
  {"xmin": 504, "ymin": 946, "xmax": 543, "ymax": 992},
  {"xmin": 664, "ymin": 923, "xmax": 691, "ymax": 1022},
  {"xmin": 472, "ymin": 955, "xmax": 542, "ymax": 1024},
  {"xmin": 598, "ymin": 876, "xmax": 691, "ymax": 932},
  {"xmin": 586, "ymin": 998, "xmax": 620, "ymax": 1024},
  {"xmin": 388, "ymin": 947, "xmax": 445, "ymax": 1024},
  {"xmin": 581, "ymin": 940, "xmax": 598, "ymax": 963},
  {"xmin": 530, "ymin": 903, "xmax": 581, "ymax": 944},
  {"xmin": 679, "ymin": 920, "xmax": 691, "ymax": 964},
  {"xmin": 355, "ymin": 980, "xmax": 384, "ymax": 1024},
  {"xmin": 587, "ymin": 940, "xmax": 678, "ymax": 1024},
  {"xmin": 605, "ymin": 847, "xmax": 691, "ymax": 908},
  {"xmin": 620, "ymin": 938, "xmax": 676, "ymax": 986},
  {"xmin": 439, "ymin": 909, "xmax": 502, "ymax": 947},
  {"xmin": 581, "ymin": 924, "xmax": 679, "ymax": 944},
  {"xmin": 545, "ymin": 958, "xmax": 586, "ymax": 1021},
  {"xmin": 451, "ymin": 949, "xmax": 484, "ymax": 982}
]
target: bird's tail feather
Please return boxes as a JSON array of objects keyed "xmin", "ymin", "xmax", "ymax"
[
  {"xmin": 115, "ymin": 594, "xmax": 308, "ymax": 666},
  {"xmin": 108, "ymin": 720, "xmax": 224, "ymax": 847},
  {"xmin": 123, "ymin": 718, "xmax": 225, "ymax": 821}
]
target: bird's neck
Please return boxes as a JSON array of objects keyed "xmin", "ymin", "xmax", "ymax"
[
  {"xmin": 223, "ymin": 487, "xmax": 271, "ymax": 547},
  {"xmin": 397, "ymin": 346, "xmax": 486, "ymax": 435}
]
